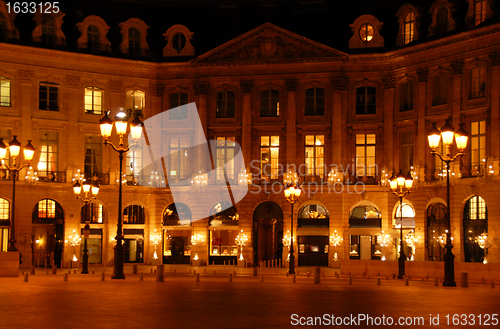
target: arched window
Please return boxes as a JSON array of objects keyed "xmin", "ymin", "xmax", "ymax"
[
  {"xmin": 123, "ymin": 205, "xmax": 145, "ymax": 224},
  {"xmin": 394, "ymin": 203, "xmax": 415, "ymax": 228},
  {"xmin": 0, "ymin": 198, "xmax": 9, "ymax": 221},
  {"xmin": 404, "ymin": 12, "xmax": 414, "ymax": 45},
  {"xmin": 463, "ymin": 196, "xmax": 487, "ymax": 263},
  {"xmin": 475, "ymin": 0, "xmax": 486, "ymax": 26},
  {"xmin": 359, "ymin": 23, "xmax": 374, "ymax": 42},
  {"xmin": 41, "ymin": 14, "xmax": 56, "ymax": 47},
  {"xmin": 163, "ymin": 203, "xmax": 192, "ymax": 226},
  {"xmin": 426, "ymin": 203, "xmax": 448, "ymax": 261},
  {"xmin": 87, "ymin": 25, "xmax": 100, "ymax": 54},
  {"xmin": 81, "ymin": 202, "xmax": 103, "ymax": 224},
  {"xmin": 349, "ymin": 205, "xmax": 381, "ymax": 227},
  {"xmin": 32, "ymin": 199, "xmax": 63, "ymax": 224},
  {"xmin": 128, "ymin": 27, "xmax": 141, "ymax": 59},
  {"xmin": 172, "ymin": 32, "xmax": 186, "ymax": 51},
  {"xmin": 298, "ymin": 204, "xmax": 329, "ymax": 227},
  {"xmin": 436, "ymin": 6, "xmax": 448, "ymax": 36},
  {"xmin": 209, "ymin": 201, "xmax": 238, "ymax": 226}
]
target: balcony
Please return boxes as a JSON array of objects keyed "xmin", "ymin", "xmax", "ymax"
[
  {"xmin": 468, "ymin": 90, "xmax": 485, "ymax": 100},
  {"xmin": 0, "ymin": 169, "xmax": 15, "ymax": 181},
  {"xmin": 38, "ymin": 171, "xmax": 66, "ymax": 183},
  {"xmin": 432, "ymin": 96, "xmax": 447, "ymax": 106},
  {"xmin": 83, "ymin": 172, "xmax": 110, "ymax": 185}
]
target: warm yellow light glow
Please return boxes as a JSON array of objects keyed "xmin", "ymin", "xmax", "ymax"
[
  {"xmin": 440, "ymin": 119, "xmax": 455, "ymax": 147},
  {"xmin": 82, "ymin": 183, "xmax": 91, "ymax": 193},
  {"xmin": 115, "ymin": 110, "xmax": 128, "ymax": 136},
  {"xmin": 396, "ymin": 170, "xmax": 405, "ymax": 188},
  {"xmin": 389, "ymin": 173, "xmax": 398, "ymax": 190},
  {"xmin": 8, "ymin": 135, "xmax": 21, "ymax": 158},
  {"xmin": 405, "ymin": 172, "xmax": 413, "ymax": 189},
  {"xmin": 427, "ymin": 122, "xmax": 441, "ymax": 150},
  {"xmin": 455, "ymin": 123, "xmax": 468, "ymax": 151},
  {"xmin": 0, "ymin": 138, "xmax": 6, "ymax": 160},
  {"xmin": 130, "ymin": 115, "xmax": 143, "ymax": 141},
  {"xmin": 23, "ymin": 140, "xmax": 35, "ymax": 162},
  {"xmin": 73, "ymin": 181, "xmax": 81, "ymax": 195},
  {"xmin": 91, "ymin": 183, "xmax": 99, "ymax": 196},
  {"xmin": 99, "ymin": 112, "xmax": 113, "ymax": 138}
]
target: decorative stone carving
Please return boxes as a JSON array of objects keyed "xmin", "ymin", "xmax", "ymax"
[
  {"xmin": 331, "ymin": 77, "xmax": 349, "ymax": 91},
  {"xmin": 194, "ymin": 82, "xmax": 210, "ymax": 96},
  {"xmin": 382, "ymin": 75, "xmax": 396, "ymax": 89},
  {"xmin": 149, "ymin": 84, "xmax": 164, "ymax": 97},
  {"xmin": 285, "ymin": 79, "xmax": 298, "ymax": 93},
  {"xmin": 109, "ymin": 80, "xmax": 123, "ymax": 93},
  {"xmin": 18, "ymin": 70, "xmax": 34, "ymax": 84},
  {"xmin": 240, "ymin": 81, "xmax": 254, "ymax": 93},
  {"xmin": 66, "ymin": 75, "xmax": 80, "ymax": 89},
  {"xmin": 451, "ymin": 61, "xmax": 464, "ymax": 75},
  {"xmin": 416, "ymin": 68, "xmax": 429, "ymax": 83}
]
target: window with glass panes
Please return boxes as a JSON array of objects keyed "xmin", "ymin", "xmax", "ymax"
[
  {"xmin": 468, "ymin": 195, "xmax": 486, "ymax": 220},
  {"xmin": 0, "ymin": 198, "xmax": 9, "ymax": 220},
  {"xmin": 172, "ymin": 32, "xmax": 187, "ymax": 51},
  {"xmin": 355, "ymin": 87, "xmax": 376, "ymax": 115},
  {"xmin": 0, "ymin": 13, "xmax": 7, "ymax": 41},
  {"xmin": 0, "ymin": 228, "xmax": 7, "ymax": 252},
  {"xmin": 470, "ymin": 66, "xmax": 486, "ymax": 99},
  {"xmin": 475, "ymin": 0, "xmax": 486, "ymax": 26},
  {"xmin": 123, "ymin": 205, "xmax": 145, "ymax": 224},
  {"xmin": 84, "ymin": 87, "xmax": 103, "ymax": 114},
  {"xmin": 260, "ymin": 136, "xmax": 279, "ymax": 180},
  {"xmin": 126, "ymin": 90, "xmax": 145, "ymax": 117},
  {"xmin": 39, "ymin": 82, "xmax": 59, "ymax": 111},
  {"xmin": 81, "ymin": 203, "xmax": 103, "ymax": 224},
  {"xmin": 210, "ymin": 229, "xmax": 239, "ymax": 256},
  {"xmin": 87, "ymin": 25, "xmax": 100, "ymax": 53},
  {"xmin": 38, "ymin": 199, "xmax": 56, "ymax": 218},
  {"xmin": 216, "ymin": 91, "xmax": 235, "ymax": 118},
  {"xmin": 400, "ymin": 131, "xmax": 413, "ymax": 173},
  {"xmin": 126, "ymin": 138, "xmax": 143, "ymax": 181},
  {"xmin": 436, "ymin": 6, "xmax": 448, "ymax": 36},
  {"xmin": 260, "ymin": 90, "xmax": 279, "ymax": 117},
  {"xmin": 216, "ymin": 137, "xmax": 236, "ymax": 181},
  {"xmin": 359, "ymin": 23, "xmax": 374, "ymax": 42},
  {"xmin": 169, "ymin": 137, "xmax": 189, "ymax": 181},
  {"xmin": 404, "ymin": 12, "xmax": 414, "ymax": 45},
  {"xmin": 38, "ymin": 131, "xmax": 58, "ymax": 177},
  {"xmin": 84, "ymin": 135, "xmax": 102, "ymax": 175},
  {"xmin": 471, "ymin": 121, "xmax": 486, "ymax": 174},
  {"xmin": 0, "ymin": 77, "xmax": 10, "ymax": 107},
  {"xmin": 0, "ymin": 128, "xmax": 11, "ymax": 167},
  {"xmin": 305, "ymin": 135, "xmax": 324, "ymax": 177},
  {"xmin": 356, "ymin": 134, "xmax": 376, "ymax": 177},
  {"xmin": 169, "ymin": 92, "xmax": 188, "ymax": 119},
  {"xmin": 128, "ymin": 27, "xmax": 141, "ymax": 58},
  {"xmin": 41, "ymin": 14, "xmax": 56, "ymax": 46},
  {"xmin": 432, "ymin": 74, "xmax": 447, "ymax": 106},
  {"xmin": 304, "ymin": 88, "xmax": 325, "ymax": 116},
  {"xmin": 399, "ymin": 80, "xmax": 414, "ymax": 112}
]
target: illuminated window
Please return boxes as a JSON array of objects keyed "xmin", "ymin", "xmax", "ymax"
[
  {"xmin": 126, "ymin": 90, "xmax": 145, "ymax": 117},
  {"xmin": 356, "ymin": 86, "xmax": 376, "ymax": 114},
  {"xmin": 394, "ymin": 203, "xmax": 415, "ymax": 228},
  {"xmin": 87, "ymin": 25, "xmax": 100, "ymax": 54},
  {"xmin": 163, "ymin": 203, "xmax": 192, "ymax": 226},
  {"xmin": 169, "ymin": 92, "xmax": 188, "ymax": 120},
  {"xmin": 427, "ymin": 203, "xmax": 448, "ymax": 261},
  {"xmin": 84, "ymin": 87, "xmax": 103, "ymax": 114},
  {"xmin": 463, "ymin": 195, "xmax": 488, "ymax": 263},
  {"xmin": 215, "ymin": 137, "xmax": 236, "ymax": 181},
  {"xmin": 38, "ymin": 199, "xmax": 56, "ymax": 218},
  {"xmin": 304, "ymin": 88, "xmax": 324, "ymax": 116},
  {"xmin": 470, "ymin": 121, "xmax": 486, "ymax": 175},
  {"xmin": 359, "ymin": 23, "xmax": 374, "ymax": 42},
  {"xmin": 0, "ymin": 228, "xmax": 8, "ymax": 252},
  {"xmin": 404, "ymin": 12, "xmax": 414, "ymax": 45},
  {"xmin": 475, "ymin": 0, "xmax": 486, "ymax": 26},
  {"xmin": 37, "ymin": 131, "xmax": 58, "ymax": 179},
  {"xmin": 469, "ymin": 66, "xmax": 486, "ymax": 99},
  {"xmin": 349, "ymin": 205, "xmax": 382, "ymax": 227},
  {"xmin": 260, "ymin": 90, "xmax": 279, "ymax": 117},
  {"xmin": 260, "ymin": 136, "xmax": 280, "ymax": 180},
  {"xmin": 0, "ymin": 77, "xmax": 11, "ymax": 107},
  {"xmin": 468, "ymin": 196, "xmax": 486, "ymax": 220},
  {"xmin": 298, "ymin": 204, "xmax": 329, "ymax": 227},
  {"xmin": 210, "ymin": 229, "xmax": 239, "ymax": 256},
  {"xmin": 126, "ymin": 138, "xmax": 143, "ymax": 182},
  {"xmin": 216, "ymin": 91, "xmax": 235, "ymax": 118},
  {"xmin": 355, "ymin": 134, "xmax": 376, "ymax": 177},
  {"xmin": 128, "ymin": 27, "xmax": 141, "ymax": 59},
  {"xmin": 169, "ymin": 137, "xmax": 189, "ymax": 181},
  {"xmin": 84, "ymin": 135, "xmax": 102, "ymax": 176},
  {"xmin": 432, "ymin": 74, "xmax": 448, "ymax": 106},
  {"xmin": 39, "ymin": 82, "xmax": 59, "ymax": 111},
  {"xmin": 81, "ymin": 203, "xmax": 103, "ymax": 224},
  {"xmin": 305, "ymin": 135, "xmax": 324, "ymax": 177},
  {"xmin": 0, "ymin": 198, "xmax": 9, "ymax": 220},
  {"xmin": 399, "ymin": 80, "xmax": 414, "ymax": 112},
  {"xmin": 123, "ymin": 205, "xmax": 145, "ymax": 224}
]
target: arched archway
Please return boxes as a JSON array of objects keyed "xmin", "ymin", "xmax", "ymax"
[
  {"xmin": 463, "ymin": 196, "xmax": 487, "ymax": 263},
  {"xmin": 253, "ymin": 201, "xmax": 283, "ymax": 266},
  {"xmin": 163, "ymin": 203, "xmax": 192, "ymax": 265},
  {"xmin": 32, "ymin": 199, "xmax": 64, "ymax": 268},
  {"xmin": 426, "ymin": 203, "xmax": 448, "ymax": 261}
]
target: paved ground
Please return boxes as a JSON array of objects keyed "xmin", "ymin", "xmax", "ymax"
[{"xmin": 1, "ymin": 266, "xmax": 499, "ymax": 329}]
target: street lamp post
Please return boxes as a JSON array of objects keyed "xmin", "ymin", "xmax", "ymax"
[
  {"xmin": 0, "ymin": 136, "xmax": 35, "ymax": 252},
  {"xmin": 72, "ymin": 179, "xmax": 100, "ymax": 274},
  {"xmin": 100, "ymin": 109, "xmax": 143, "ymax": 279},
  {"xmin": 389, "ymin": 170, "xmax": 413, "ymax": 279},
  {"xmin": 284, "ymin": 182, "xmax": 301, "ymax": 275},
  {"xmin": 427, "ymin": 119, "xmax": 468, "ymax": 287}
]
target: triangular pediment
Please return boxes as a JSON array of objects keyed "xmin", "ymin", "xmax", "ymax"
[{"xmin": 193, "ymin": 22, "xmax": 347, "ymax": 64}]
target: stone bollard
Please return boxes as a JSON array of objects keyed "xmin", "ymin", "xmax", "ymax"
[
  {"xmin": 64, "ymin": 273, "xmax": 68, "ymax": 281},
  {"xmin": 24, "ymin": 273, "xmax": 29, "ymax": 282},
  {"xmin": 156, "ymin": 265, "xmax": 164, "ymax": 282},
  {"xmin": 140, "ymin": 273, "xmax": 143, "ymax": 281},
  {"xmin": 196, "ymin": 273, "xmax": 200, "ymax": 282},
  {"xmin": 405, "ymin": 278, "xmax": 409, "ymax": 286},
  {"xmin": 150, "ymin": 268, "xmax": 153, "ymax": 274},
  {"xmin": 460, "ymin": 273, "xmax": 469, "ymax": 288},
  {"xmin": 491, "ymin": 280, "xmax": 495, "ymax": 289},
  {"xmin": 101, "ymin": 272, "xmax": 105, "ymax": 281},
  {"xmin": 253, "ymin": 267, "xmax": 258, "ymax": 276},
  {"xmin": 297, "ymin": 270, "xmax": 300, "ymax": 276},
  {"xmin": 336, "ymin": 272, "xmax": 339, "ymax": 279},
  {"xmin": 229, "ymin": 274, "xmax": 232, "ymax": 282},
  {"xmin": 31, "ymin": 266, "xmax": 35, "ymax": 275},
  {"xmin": 313, "ymin": 267, "xmax": 320, "ymax": 284},
  {"xmin": 52, "ymin": 263, "xmax": 57, "ymax": 275},
  {"xmin": 133, "ymin": 264, "xmax": 138, "ymax": 274},
  {"xmin": 393, "ymin": 273, "xmax": 396, "ymax": 279},
  {"xmin": 286, "ymin": 271, "xmax": 289, "ymax": 277},
  {"xmin": 322, "ymin": 271, "xmax": 325, "ymax": 279},
  {"xmin": 154, "ymin": 269, "xmax": 156, "ymax": 275},
  {"xmin": 348, "ymin": 275, "xmax": 352, "ymax": 285},
  {"xmin": 434, "ymin": 278, "xmax": 438, "ymax": 286},
  {"xmin": 377, "ymin": 277, "xmax": 381, "ymax": 285},
  {"xmin": 307, "ymin": 272, "xmax": 310, "ymax": 278}
]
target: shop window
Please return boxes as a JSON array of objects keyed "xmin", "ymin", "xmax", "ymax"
[
  {"xmin": 80, "ymin": 228, "xmax": 102, "ymax": 264},
  {"xmin": 355, "ymin": 134, "xmax": 376, "ymax": 177},
  {"xmin": 349, "ymin": 205, "xmax": 381, "ymax": 227},
  {"xmin": 0, "ymin": 198, "xmax": 9, "ymax": 221},
  {"xmin": 349, "ymin": 235, "xmax": 380, "ymax": 260},
  {"xmin": 215, "ymin": 137, "xmax": 236, "ymax": 182},
  {"xmin": 210, "ymin": 229, "xmax": 238, "ymax": 257},
  {"xmin": 260, "ymin": 89, "xmax": 279, "ymax": 117},
  {"xmin": 80, "ymin": 203, "xmax": 103, "ymax": 224},
  {"xmin": 123, "ymin": 205, "xmax": 145, "ymax": 224},
  {"xmin": 470, "ymin": 121, "xmax": 486, "ymax": 176},
  {"xmin": 163, "ymin": 229, "xmax": 191, "ymax": 264},
  {"xmin": 305, "ymin": 135, "xmax": 324, "ymax": 178},
  {"xmin": 39, "ymin": 82, "xmax": 59, "ymax": 111},
  {"xmin": 125, "ymin": 90, "xmax": 145, "ymax": 118},
  {"xmin": 355, "ymin": 86, "xmax": 376, "ymax": 114},
  {"xmin": 304, "ymin": 88, "xmax": 324, "ymax": 116},
  {"xmin": 469, "ymin": 66, "xmax": 486, "ymax": 99},
  {"xmin": 169, "ymin": 92, "xmax": 188, "ymax": 120},
  {"xmin": 298, "ymin": 204, "xmax": 329, "ymax": 227},
  {"xmin": 394, "ymin": 203, "xmax": 415, "ymax": 228},
  {"xmin": 84, "ymin": 87, "xmax": 103, "ymax": 115},
  {"xmin": 209, "ymin": 201, "xmax": 238, "ymax": 226},
  {"xmin": 216, "ymin": 91, "xmax": 235, "ymax": 118},
  {"xmin": 0, "ymin": 77, "xmax": 11, "ymax": 107},
  {"xmin": 260, "ymin": 136, "xmax": 280, "ymax": 181},
  {"xmin": 163, "ymin": 203, "xmax": 192, "ymax": 226},
  {"xmin": 464, "ymin": 196, "xmax": 487, "ymax": 263}
]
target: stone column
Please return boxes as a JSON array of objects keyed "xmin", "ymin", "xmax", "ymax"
[
  {"xmin": 240, "ymin": 81, "xmax": 253, "ymax": 169},
  {"xmin": 194, "ymin": 82, "xmax": 210, "ymax": 173},
  {"xmin": 451, "ymin": 61, "xmax": 464, "ymax": 175},
  {"xmin": 489, "ymin": 52, "xmax": 500, "ymax": 160},
  {"xmin": 383, "ymin": 75, "xmax": 395, "ymax": 171},
  {"xmin": 416, "ymin": 68, "xmax": 428, "ymax": 181},
  {"xmin": 285, "ymin": 79, "xmax": 298, "ymax": 168},
  {"xmin": 148, "ymin": 83, "xmax": 164, "ymax": 117}
]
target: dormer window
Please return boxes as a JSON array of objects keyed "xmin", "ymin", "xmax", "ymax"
[
  {"xmin": 428, "ymin": 1, "xmax": 455, "ymax": 37},
  {"xmin": 359, "ymin": 23, "xmax": 373, "ymax": 42},
  {"xmin": 396, "ymin": 4, "xmax": 420, "ymax": 46},
  {"xmin": 87, "ymin": 25, "xmax": 100, "ymax": 53},
  {"xmin": 349, "ymin": 15, "xmax": 384, "ymax": 49},
  {"xmin": 436, "ymin": 6, "xmax": 448, "ymax": 35},
  {"xmin": 119, "ymin": 18, "xmax": 150, "ymax": 60},
  {"xmin": 475, "ymin": 0, "xmax": 487, "ymax": 25},
  {"xmin": 129, "ymin": 27, "xmax": 141, "ymax": 59},
  {"xmin": 172, "ymin": 32, "xmax": 187, "ymax": 52},
  {"xmin": 404, "ymin": 12, "xmax": 414, "ymax": 44},
  {"xmin": 76, "ymin": 16, "xmax": 111, "ymax": 55},
  {"xmin": 163, "ymin": 25, "xmax": 195, "ymax": 57},
  {"xmin": 41, "ymin": 14, "xmax": 56, "ymax": 47}
]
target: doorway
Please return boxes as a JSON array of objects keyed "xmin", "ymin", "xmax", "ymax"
[
  {"xmin": 253, "ymin": 201, "xmax": 283, "ymax": 266},
  {"xmin": 31, "ymin": 199, "xmax": 64, "ymax": 268}
]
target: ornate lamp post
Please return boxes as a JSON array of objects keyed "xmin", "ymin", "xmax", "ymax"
[
  {"xmin": 0, "ymin": 136, "xmax": 35, "ymax": 252},
  {"xmin": 329, "ymin": 230, "xmax": 343, "ymax": 262},
  {"xmin": 389, "ymin": 170, "xmax": 413, "ymax": 279},
  {"xmin": 150, "ymin": 229, "xmax": 162, "ymax": 260},
  {"xmin": 100, "ymin": 109, "xmax": 143, "ymax": 279},
  {"xmin": 191, "ymin": 234, "xmax": 204, "ymax": 262},
  {"xmin": 377, "ymin": 231, "xmax": 391, "ymax": 261},
  {"xmin": 65, "ymin": 230, "xmax": 81, "ymax": 266},
  {"xmin": 428, "ymin": 119, "xmax": 468, "ymax": 287},
  {"xmin": 284, "ymin": 182, "xmax": 301, "ymax": 275},
  {"xmin": 476, "ymin": 232, "xmax": 493, "ymax": 264},
  {"xmin": 73, "ymin": 179, "xmax": 99, "ymax": 274},
  {"xmin": 235, "ymin": 230, "xmax": 248, "ymax": 262},
  {"xmin": 405, "ymin": 230, "xmax": 419, "ymax": 261}
]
